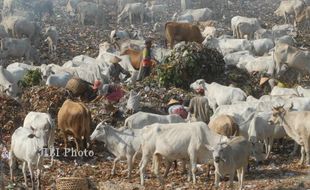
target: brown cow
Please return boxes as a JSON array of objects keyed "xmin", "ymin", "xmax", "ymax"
[
  {"xmin": 208, "ymin": 114, "xmax": 239, "ymax": 138},
  {"xmin": 165, "ymin": 22, "xmax": 204, "ymax": 49},
  {"xmin": 57, "ymin": 99, "xmax": 92, "ymax": 151},
  {"xmin": 120, "ymin": 48, "xmax": 142, "ymax": 70}
]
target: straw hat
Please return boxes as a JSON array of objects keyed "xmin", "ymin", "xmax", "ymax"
[
  {"xmin": 167, "ymin": 98, "xmax": 179, "ymax": 106},
  {"xmin": 110, "ymin": 56, "xmax": 122, "ymax": 64},
  {"xmin": 259, "ymin": 77, "xmax": 269, "ymax": 86},
  {"xmin": 93, "ymin": 80, "xmax": 102, "ymax": 90}
]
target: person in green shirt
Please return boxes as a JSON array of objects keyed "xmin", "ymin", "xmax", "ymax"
[{"xmin": 137, "ymin": 39, "xmax": 154, "ymax": 81}]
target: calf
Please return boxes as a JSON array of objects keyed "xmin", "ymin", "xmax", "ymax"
[
  {"xmin": 9, "ymin": 127, "xmax": 48, "ymax": 189},
  {"xmin": 57, "ymin": 100, "xmax": 92, "ymax": 151},
  {"xmin": 206, "ymin": 136, "xmax": 251, "ymax": 190}
]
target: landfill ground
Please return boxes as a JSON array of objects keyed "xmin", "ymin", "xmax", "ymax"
[{"xmin": 1, "ymin": 0, "xmax": 310, "ymax": 189}]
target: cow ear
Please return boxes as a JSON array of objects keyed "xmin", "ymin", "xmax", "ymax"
[
  {"xmin": 28, "ymin": 134, "xmax": 35, "ymax": 138},
  {"xmin": 205, "ymin": 144, "xmax": 214, "ymax": 151}
]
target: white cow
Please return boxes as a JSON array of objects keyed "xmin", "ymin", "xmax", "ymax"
[
  {"xmin": 110, "ymin": 29, "xmax": 130, "ymax": 44},
  {"xmin": 139, "ymin": 122, "xmax": 228, "ymax": 185},
  {"xmin": 90, "ymin": 122, "xmax": 141, "ymax": 179},
  {"xmin": 9, "ymin": 127, "xmax": 48, "ymax": 189},
  {"xmin": 0, "ymin": 66, "xmax": 19, "ymax": 97},
  {"xmin": 239, "ymin": 55, "xmax": 275, "ymax": 75},
  {"xmin": 206, "ymin": 136, "xmax": 251, "ymax": 190},
  {"xmin": 274, "ymin": 43, "xmax": 310, "ymax": 75},
  {"xmin": 297, "ymin": 86, "xmax": 310, "ymax": 97},
  {"xmin": 203, "ymin": 36, "xmax": 253, "ymax": 56},
  {"xmin": 269, "ymin": 106, "xmax": 310, "ymax": 165},
  {"xmin": 231, "ymin": 16, "xmax": 262, "ymax": 39},
  {"xmin": 123, "ymin": 111, "xmax": 185, "ymax": 130},
  {"xmin": 145, "ymin": 3, "xmax": 168, "ymax": 23},
  {"xmin": 223, "ymin": 51, "xmax": 252, "ymax": 66},
  {"xmin": 272, "ymin": 24, "xmax": 297, "ymax": 38},
  {"xmin": 117, "ymin": 3, "xmax": 145, "ymax": 24},
  {"xmin": 248, "ymin": 111, "xmax": 286, "ymax": 159},
  {"xmin": 117, "ymin": 0, "xmax": 135, "ymax": 13},
  {"xmin": 46, "ymin": 72, "xmax": 72, "ymax": 88},
  {"xmin": 190, "ymin": 79, "xmax": 247, "ymax": 111},
  {"xmin": 23, "ymin": 111, "xmax": 55, "ymax": 166},
  {"xmin": 274, "ymin": 0, "xmax": 307, "ymax": 27},
  {"xmin": 202, "ymin": 26, "xmax": 218, "ymax": 38},
  {"xmin": 251, "ymin": 38, "xmax": 274, "ymax": 56},
  {"xmin": 172, "ymin": 8, "xmax": 213, "ymax": 22}
]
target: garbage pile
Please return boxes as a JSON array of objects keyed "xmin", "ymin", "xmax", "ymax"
[
  {"xmin": 21, "ymin": 86, "xmax": 71, "ymax": 118},
  {"xmin": 0, "ymin": 94, "xmax": 26, "ymax": 135},
  {"xmin": 18, "ymin": 69, "xmax": 42, "ymax": 88},
  {"xmin": 157, "ymin": 42, "xmax": 225, "ymax": 89}
]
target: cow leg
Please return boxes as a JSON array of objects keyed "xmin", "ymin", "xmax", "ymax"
[
  {"xmin": 214, "ymin": 171, "xmax": 220, "ymax": 189},
  {"xmin": 62, "ymin": 132, "xmax": 68, "ymax": 149},
  {"xmin": 239, "ymin": 167, "xmax": 245, "ymax": 190},
  {"xmin": 74, "ymin": 137, "xmax": 80, "ymax": 151},
  {"xmin": 163, "ymin": 160, "xmax": 171, "ymax": 178},
  {"xmin": 9, "ymin": 151, "xmax": 15, "ymax": 181},
  {"xmin": 229, "ymin": 171, "xmax": 235, "ymax": 189},
  {"xmin": 140, "ymin": 153, "xmax": 150, "ymax": 186},
  {"xmin": 126, "ymin": 155, "xmax": 133, "ymax": 179},
  {"xmin": 299, "ymin": 145, "xmax": 305, "ymax": 165},
  {"xmin": 27, "ymin": 161, "xmax": 34, "ymax": 189},
  {"xmin": 22, "ymin": 162, "xmax": 28, "ymax": 187},
  {"xmin": 37, "ymin": 156, "xmax": 43, "ymax": 189},
  {"xmin": 265, "ymin": 137, "xmax": 274, "ymax": 159},
  {"xmin": 129, "ymin": 13, "xmax": 132, "ymax": 25},
  {"xmin": 181, "ymin": 160, "xmax": 187, "ymax": 175},
  {"xmin": 111, "ymin": 157, "xmax": 121, "ymax": 175},
  {"xmin": 190, "ymin": 156, "xmax": 197, "ymax": 184},
  {"xmin": 305, "ymin": 138, "xmax": 310, "ymax": 165},
  {"xmin": 140, "ymin": 13, "xmax": 144, "ymax": 24},
  {"xmin": 154, "ymin": 153, "xmax": 164, "ymax": 186},
  {"xmin": 187, "ymin": 160, "xmax": 192, "ymax": 182},
  {"xmin": 290, "ymin": 142, "xmax": 299, "ymax": 157}
]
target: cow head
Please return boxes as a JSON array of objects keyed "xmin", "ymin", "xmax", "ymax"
[
  {"xmin": 90, "ymin": 121, "xmax": 108, "ymax": 142},
  {"xmin": 268, "ymin": 104, "xmax": 291, "ymax": 125},
  {"xmin": 251, "ymin": 141, "xmax": 266, "ymax": 162},
  {"xmin": 29, "ymin": 126, "xmax": 49, "ymax": 149},
  {"xmin": 206, "ymin": 142, "xmax": 229, "ymax": 164}
]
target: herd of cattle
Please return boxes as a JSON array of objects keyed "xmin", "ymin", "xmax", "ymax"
[{"xmin": 1, "ymin": 0, "xmax": 310, "ymax": 189}]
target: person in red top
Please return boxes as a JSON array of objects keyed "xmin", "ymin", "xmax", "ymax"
[{"xmin": 167, "ymin": 98, "xmax": 188, "ymax": 119}]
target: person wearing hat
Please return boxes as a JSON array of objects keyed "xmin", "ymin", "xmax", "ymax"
[
  {"xmin": 137, "ymin": 39, "xmax": 156, "ymax": 81},
  {"xmin": 167, "ymin": 98, "xmax": 188, "ymax": 119},
  {"xmin": 108, "ymin": 56, "xmax": 131, "ymax": 83}
]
